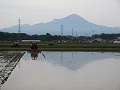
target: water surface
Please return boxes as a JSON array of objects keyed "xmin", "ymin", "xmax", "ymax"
[{"xmin": 1, "ymin": 52, "xmax": 120, "ymax": 90}]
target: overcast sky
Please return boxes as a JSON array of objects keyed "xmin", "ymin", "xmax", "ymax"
[{"xmin": 0, "ymin": 0, "xmax": 120, "ymax": 29}]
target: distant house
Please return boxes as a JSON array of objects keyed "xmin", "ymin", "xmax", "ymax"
[
  {"xmin": 117, "ymin": 37, "xmax": 120, "ymax": 40},
  {"xmin": 114, "ymin": 41, "xmax": 120, "ymax": 43},
  {"xmin": 93, "ymin": 38, "xmax": 103, "ymax": 42},
  {"xmin": 21, "ymin": 40, "xmax": 41, "ymax": 42},
  {"xmin": 113, "ymin": 37, "xmax": 120, "ymax": 43}
]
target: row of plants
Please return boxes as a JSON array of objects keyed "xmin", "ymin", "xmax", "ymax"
[{"xmin": 0, "ymin": 42, "xmax": 120, "ymax": 52}]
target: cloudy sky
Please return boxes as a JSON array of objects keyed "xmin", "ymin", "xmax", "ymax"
[{"xmin": 0, "ymin": 0, "xmax": 120, "ymax": 29}]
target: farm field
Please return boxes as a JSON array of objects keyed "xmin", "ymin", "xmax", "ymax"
[
  {"xmin": 0, "ymin": 42, "xmax": 120, "ymax": 52},
  {"xmin": 0, "ymin": 51, "xmax": 25, "ymax": 86}
]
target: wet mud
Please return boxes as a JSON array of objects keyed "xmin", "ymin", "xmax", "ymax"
[{"xmin": 0, "ymin": 51, "xmax": 25, "ymax": 88}]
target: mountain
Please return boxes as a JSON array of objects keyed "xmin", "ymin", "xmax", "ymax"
[{"xmin": 0, "ymin": 14, "xmax": 120, "ymax": 36}]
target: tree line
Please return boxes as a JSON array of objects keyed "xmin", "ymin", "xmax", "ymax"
[
  {"xmin": 0, "ymin": 32, "xmax": 120, "ymax": 42},
  {"xmin": 92, "ymin": 33, "xmax": 120, "ymax": 40}
]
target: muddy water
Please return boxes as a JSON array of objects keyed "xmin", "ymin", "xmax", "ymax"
[{"xmin": 1, "ymin": 52, "xmax": 120, "ymax": 90}]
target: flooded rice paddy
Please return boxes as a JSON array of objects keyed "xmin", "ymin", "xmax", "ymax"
[{"xmin": 1, "ymin": 51, "xmax": 120, "ymax": 90}]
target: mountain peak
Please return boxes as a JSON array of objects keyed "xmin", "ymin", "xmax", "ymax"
[
  {"xmin": 64, "ymin": 14, "xmax": 86, "ymax": 21},
  {"xmin": 66, "ymin": 14, "xmax": 81, "ymax": 19},
  {"xmin": 0, "ymin": 14, "xmax": 120, "ymax": 35},
  {"xmin": 68, "ymin": 14, "xmax": 80, "ymax": 18},
  {"xmin": 53, "ymin": 14, "xmax": 81, "ymax": 21}
]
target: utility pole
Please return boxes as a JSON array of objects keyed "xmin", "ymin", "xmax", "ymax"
[
  {"xmin": 76, "ymin": 31, "xmax": 77, "ymax": 37},
  {"xmin": 92, "ymin": 30, "xmax": 95, "ymax": 35},
  {"xmin": 18, "ymin": 18, "xmax": 21, "ymax": 33},
  {"xmin": 18, "ymin": 18, "xmax": 21, "ymax": 41},
  {"xmin": 76, "ymin": 31, "xmax": 78, "ymax": 42},
  {"xmin": 72, "ymin": 28, "xmax": 73, "ymax": 36},
  {"xmin": 61, "ymin": 25, "xmax": 63, "ymax": 41}
]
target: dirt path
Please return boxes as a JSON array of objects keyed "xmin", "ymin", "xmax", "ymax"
[{"xmin": 0, "ymin": 51, "xmax": 25, "ymax": 87}]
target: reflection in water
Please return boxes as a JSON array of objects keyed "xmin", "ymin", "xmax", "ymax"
[
  {"xmin": 41, "ymin": 52, "xmax": 46, "ymax": 59},
  {"xmin": 31, "ymin": 51, "xmax": 38, "ymax": 60},
  {"xmin": 39, "ymin": 52, "xmax": 115, "ymax": 70},
  {"xmin": 27, "ymin": 51, "xmax": 39, "ymax": 60},
  {"xmin": 24, "ymin": 52, "xmax": 120, "ymax": 71},
  {"xmin": 1, "ymin": 52, "xmax": 120, "ymax": 90},
  {"xmin": 61, "ymin": 52, "xmax": 63, "ymax": 62},
  {"xmin": 27, "ymin": 51, "xmax": 46, "ymax": 60}
]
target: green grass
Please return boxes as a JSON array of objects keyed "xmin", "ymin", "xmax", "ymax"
[{"xmin": 0, "ymin": 42, "xmax": 120, "ymax": 52}]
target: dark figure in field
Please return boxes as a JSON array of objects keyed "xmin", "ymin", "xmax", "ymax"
[
  {"xmin": 30, "ymin": 42, "xmax": 38, "ymax": 51},
  {"xmin": 11, "ymin": 42, "xmax": 19, "ymax": 48},
  {"xmin": 35, "ymin": 43, "xmax": 38, "ymax": 50},
  {"xmin": 48, "ymin": 42, "xmax": 53, "ymax": 46},
  {"xmin": 31, "ymin": 43, "xmax": 34, "ymax": 50}
]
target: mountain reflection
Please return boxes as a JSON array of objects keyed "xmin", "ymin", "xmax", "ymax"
[
  {"xmin": 2, "ymin": 52, "xmax": 120, "ymax": 90},
  {"xmin": 24, "ymin": 52, "xmax": 119, "ymax": 71}
]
